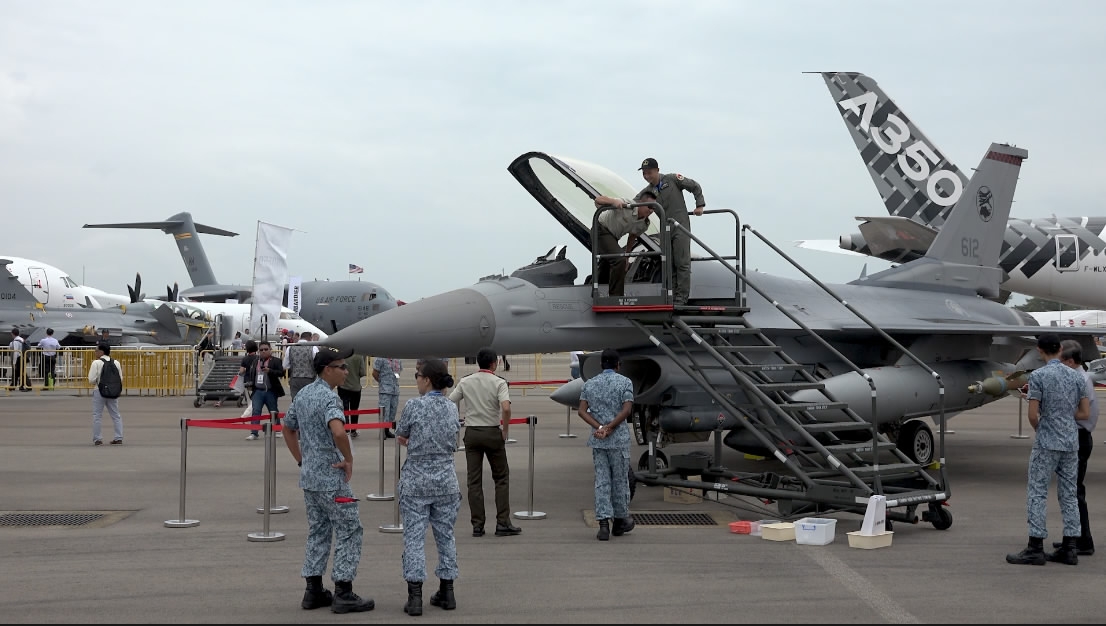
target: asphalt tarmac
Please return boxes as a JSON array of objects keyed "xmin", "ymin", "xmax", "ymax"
[{"xmin": 1, "ymin": 385, "xmax": 1103, "ymax": 624}]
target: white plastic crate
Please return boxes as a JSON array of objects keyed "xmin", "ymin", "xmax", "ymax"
[{"xmin": 794, "ymin": 517, "xmax": 837, "ymax": 545}]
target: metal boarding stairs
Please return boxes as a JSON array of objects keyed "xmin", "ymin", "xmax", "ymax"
[{"xmin": 589, "ymin": 202, "xmax": 953, "ymax": 529}]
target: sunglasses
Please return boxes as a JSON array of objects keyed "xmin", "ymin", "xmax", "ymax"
[
  {"xmin": 327, "ymin": 363, "xmax": 349, "ymax": 371},
  {"xmin": 414, "ymin": 372, "xmax": 424, "ymax": 379}
]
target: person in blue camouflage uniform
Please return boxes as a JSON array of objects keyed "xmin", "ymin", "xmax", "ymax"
[
  {"xmin": 282, "ymin": 346, "xmax": 375, "ymax": 613},
  {"xmin": 577, "ymin": 348, "xmax": 636, "ymax": 541},
  {"xmin": 396, "ymin": 358, "xmax": 461, "ymax": 616},
  {"xmin": 1007, "ymin": 333, "xmax": 1091, "ymax": 566},
  {"xmin": 373, "ymin": 357, "xmax": 403, "ymax": 438}
]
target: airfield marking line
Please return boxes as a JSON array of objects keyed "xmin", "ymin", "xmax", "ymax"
[{"xmin": 801, "ymin": 547, "xmax": 920, "ymax": 624}]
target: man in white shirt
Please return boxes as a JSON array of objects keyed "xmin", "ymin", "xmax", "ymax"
[
  {"xmin": 9, "ymin": 328, "xmax": 30, "ymax": 392},
  {"xmin": 38, "ymin": 328, "xmax": 62, "ymax": 389},
  {"xmin": 592, "ymin": 191, "xmax": 655, "ymax": 297},
  {"xmin": 87, "ymin": 342, "xmax": 124, "ymax": 445}
]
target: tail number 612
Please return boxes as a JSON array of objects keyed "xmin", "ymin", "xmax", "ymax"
[{"xmin": 838, "ymin": 91, "xmax": 963, "ymax": 208}]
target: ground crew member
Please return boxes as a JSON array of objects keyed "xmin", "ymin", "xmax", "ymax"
[
  {"xmin": 637, "ymin": 157, "xmax": 706, "ymax": 305},
  {"xmin": 577, "ymin": 348, "xmax": 635, "ymax": 541},
  {"xmin": 592, "ymin": 191, "xmax": 656, "ymax": 297},
  {"xmin": 1056, "ymin": 339, "xmax": 1098, "ymax": 556}
]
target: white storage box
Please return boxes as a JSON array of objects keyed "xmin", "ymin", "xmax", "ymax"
[
  {"xmin": 750, "ymin": 519, "xmax": 781, "ymax": 537},
  {"xmin": 847, "ymin": 530, "xmax": 894, "ymax": 549},
  {"xmin": 760, "ymin": 522, "xmax": 795, "ymax": 542},
  {"xmin": 794, "ymin": 517, "xmax": 837, "ymax": 545}
]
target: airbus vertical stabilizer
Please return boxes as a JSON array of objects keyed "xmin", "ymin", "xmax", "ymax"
[{"xmin": 854, "ymin": 142, "xmax": 1027, "ymax": 298}]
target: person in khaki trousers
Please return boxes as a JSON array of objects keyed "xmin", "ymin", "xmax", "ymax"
[{"xmin": 449, "ymin": 346, "xmax": 521, "ymax": 538}]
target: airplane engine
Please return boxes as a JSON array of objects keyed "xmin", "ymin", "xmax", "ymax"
[{"xmin": 787, "ymin": 360, "xmax": 1014, "ymax": 425}]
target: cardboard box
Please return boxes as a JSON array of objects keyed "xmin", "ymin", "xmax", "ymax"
[{"xmin": 663, "ymin": 475, "xmax": 703, "ymax": 504}]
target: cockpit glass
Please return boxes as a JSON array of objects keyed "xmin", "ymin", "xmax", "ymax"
[{"xmin": 531, "ymin": 155, "xmax": 659, "ymax": 237}]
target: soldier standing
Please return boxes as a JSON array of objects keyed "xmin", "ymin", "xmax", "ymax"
[
  {"xmin": 577, "ymin": 348, "xmax": 635, "ymax": 541},
  {"xmin": 372, "ymin": 357, "xmax": 403, "ymax": 438},
  {"xmin": 637, "ymin": 157, "xmax": 707, "ymax": 305}
]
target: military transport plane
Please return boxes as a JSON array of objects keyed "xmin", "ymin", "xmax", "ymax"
[
  {"xmin": 0, "ymin": 259, "xmax": 209, "ymax": 346},
  {"xmin": 322, "ymin": 144, "xmax": 1104, "ymax": 529},
  {"xmin": 83, "ymin": 212, "xmax": 401, "ymax": 333},
  {"xmin": 795, "ymin": 71, "xmax": 1106, "ymax": 309}
]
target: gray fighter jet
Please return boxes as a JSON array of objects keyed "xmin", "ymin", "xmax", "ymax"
[
  {"xmin": 0, "ymin": 260, "xmax": 210, "ymax": 346},
  {"xmin": 82, "ymin": 212, "xmax": 401, "ymax": 333},
  {"xmin": 325, "ymin": 143, "xmax": 1099, "ymax": 529}
]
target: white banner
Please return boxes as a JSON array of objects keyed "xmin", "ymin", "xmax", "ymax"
[
  {"xmin": 288, "ymin": 276, "xmax": 303, "ymax": 314},
  {"xmin": 250, "ymin": 221, "xmax": 294, "ymax": 340}
]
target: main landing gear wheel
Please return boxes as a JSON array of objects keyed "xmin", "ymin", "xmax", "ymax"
[
  {"xmin": 897, "ymin": 420, "xmax": 935, "ymax": 466},
  {"xmin": 636, "ymin": 450, "xmax": 668, "ymax": 472},
  {"xmin": 193, "ymin": 398, "xmax": 203, "ymax": 408}
]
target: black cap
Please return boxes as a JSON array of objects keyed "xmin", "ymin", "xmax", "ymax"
[
  {"xmin": 638, "ymin": 157, "xmax": 659, "ymax": 171},
  {"xmin": 313, "ymin": 345, "xmax": 354, "ymax": 370}
]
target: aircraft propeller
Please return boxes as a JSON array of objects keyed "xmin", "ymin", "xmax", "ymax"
[
  {"xmin": 127, "ymin": 273, "xmax": 145, "ymax": 303},
  {"xmin": 166, "ymin": 282, "xmax": 180, "ymax": 302}
]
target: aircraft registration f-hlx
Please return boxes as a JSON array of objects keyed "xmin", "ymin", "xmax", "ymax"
[
  {"xmin": 326, "ymin": 142, "xmax": 1099, "ymax": 530},
  {"xmin": 797, "ymin": 71, "xmax": 1106, "ymax": 309}
]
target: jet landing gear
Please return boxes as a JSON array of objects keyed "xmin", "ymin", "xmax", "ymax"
[{"xmin": 895, "ymin": 420, "xmax": 935, "ymax": 466}]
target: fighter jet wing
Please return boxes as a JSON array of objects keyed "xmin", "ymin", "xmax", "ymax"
[
  {"xmin": 837, "ymin": 322, "xmax": 1106, "ymax": 336},
  {"xmin": 793, "ymin": 239, "xmax": 867, "ymax": 256}
]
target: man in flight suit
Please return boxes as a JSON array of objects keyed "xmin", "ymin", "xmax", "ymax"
[
  {"xmin": 637, "ymin": 157, "xmax": 706, "ymax": 306},
  {"xmin": 592, "ymin": 190, "xmax": 655, "ymax": 297}
]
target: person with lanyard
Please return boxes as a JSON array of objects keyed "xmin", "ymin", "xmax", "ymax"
[
  {"xmin": 38, "ymin": 328, "xmax": 62, "ymax": 389},
  {"xmin": 372, "ymin": 357, "xmax": 403, "ymax": 438},
  {"xmin": 577, "ymin": 348, "xmax": 636, "ymax": 541},
  {"xmin": 636, "ymin": 157, "xmax": 707, "ymax": 306},
  {"xmin": 245, "ymin": 340, "xmax": 285, "ymax": 441},
  {"xmin": 282, "ymin": 345, "xmax": 375, "ymax": 614},
  {"xmin": 395, "ymin": 358, "xmax": 461, "ymax": 616}
]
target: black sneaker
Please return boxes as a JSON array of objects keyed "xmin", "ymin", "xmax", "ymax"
[
  {"xmin": 331, "ymin": 590, "xmax": 374, "ymax": 613},
  {"xmin": 495, "ymin": 523, "xmax": 522, "ymax": 537},
  {"xmin": 472, "ymin": 526, "xmax": 485, "ymax": 537}
]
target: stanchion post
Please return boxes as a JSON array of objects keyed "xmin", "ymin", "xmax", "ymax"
[
  {"xmin": 1011, "ymin": 394, "xmax": 1029, "ymax": 439},
  {"xmin": 165, "ymin": 417, "xmax": 200, "ymax": 528},
  {"xmin": 558, "ymin": 405, "xmax": 577, "ymax": 439},
  {"xmin": 248, "ymin": 423, "xmax": 285, "ymax": 542},
  {"xmin": 380, "ymin": 421, "xmax": 404, "ymax": 533},
  {"xmin": 258, "ymin": 411, "xmax": 289, "ymax": 514},
  {"xmin": 367, "ymin": 415, "xmax": 394, "ymax": 501},
  {"xmin": 513, "ymin": 416, "xmax": 546, "ymax": 520}
]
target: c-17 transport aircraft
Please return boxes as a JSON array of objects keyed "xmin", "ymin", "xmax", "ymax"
[
  {"xmin": 323, "ymin": 143, "xmax": 1101, "ymax": 530},
  {"xmin": 795, "ymin": 71, "xmax": 1106, "ymax": 309},
  {"xmin": 83, "ymin": 212, "xmax": 401, "ymax": 334}
]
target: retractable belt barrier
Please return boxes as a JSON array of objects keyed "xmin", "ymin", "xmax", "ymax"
[{"xmin": 165, "ymin": 411, "xmax": 548, "ymax": 537}]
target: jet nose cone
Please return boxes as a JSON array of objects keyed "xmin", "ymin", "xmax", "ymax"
[
  {"xmin": 326, "ymin": 288, "xmax": 495, "ymax": 358},
  {"xmin": 549, "ymin": 377, "xmax": 584, "ymax": 407}
]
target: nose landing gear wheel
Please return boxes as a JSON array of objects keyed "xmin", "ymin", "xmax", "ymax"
[
  {"xmin": 637, "ymin": 450, "xmax": 668, "ymax": 472},
  {"xmin": 193, "ymin": 398, "xmax": 203, "ymax": 408}
]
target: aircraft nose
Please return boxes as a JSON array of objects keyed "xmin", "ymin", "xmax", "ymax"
[{"xmin": 325, "ymin": 287, "xmax": 495, "ymax": 358}]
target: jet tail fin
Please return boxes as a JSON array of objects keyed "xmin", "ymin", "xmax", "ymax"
[
  {"xmin": 854, "ymin": 143, "xmax": 1027, "ymax": 298},
  {"xmin": 819, "ymin": 72, "xmax": 968, "ymax": 228},
  {"xmin": 83, "ymin": 212, "xmax": 237, "ymax": 289}
]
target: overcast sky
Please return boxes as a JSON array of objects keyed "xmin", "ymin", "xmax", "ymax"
[{"xmin": 2, "ymin": 1, "xmax": 1104, "ymax": 305}]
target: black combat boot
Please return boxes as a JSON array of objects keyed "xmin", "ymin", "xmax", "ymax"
[
  {"xmin": 331, "ymin": 580, "xmax": 375, "ymax": 613},
  {"xmin": 1045, "ymin": 536, "xmax": 1080, "ymax": 565},
  {"xmin": 301, "ymin": 575, "xmax": 333, "ymax": 610},
  {"xmin": 597, "ymin": 518, "xmax": 610, "ymax": 541},
  {"xmin": 404, "ymin": 580, "xmax": 423, "ymax": 616},
  {"xmin": 1006, "ymin": 537, "xmax": 1046, "ymax": 565},
  {"xmin": 429, "ymin": 578, "xmax": 456, "ymax": 610},
  {"xmin": 612, "ymin": 516, "xmax": 635, "ymax": 537}
]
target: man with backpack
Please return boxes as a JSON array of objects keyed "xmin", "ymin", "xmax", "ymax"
[
  {"xmin": 87, "ymin": 342, "xmax": 124, "ymax": 446},
  {"xmin": 9, "ymin": 328, "xmax": 31, "ymax": 392}
]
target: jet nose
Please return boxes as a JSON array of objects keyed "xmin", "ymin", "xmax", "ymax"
[
  {"xmin": 549, "ymin": 377, "xmax": 584, "ymax": 408},
  {"xmin": 325, "ymin": 287, "xmax": 495, "ymax": 358}
]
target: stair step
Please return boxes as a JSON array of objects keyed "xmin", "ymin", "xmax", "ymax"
[
  {"xmin": 670, "ymin": 316, "xmax": 752, "ymax": 326},
  {"xmin": 711, "ymin": 345, "xmax": 783, "ymax": 353},
  {"xmin": 733, "ymin": 363, "xmax": 805, "ymax": 373},
  {"xmin": 845, "ymin": 463, "xmax": 924, "ymax": 477},
  {"xmin": 775, "ymin": 402, "xmax": 851, "ymax": 414},
  {"xmin": 794, "ymin": 420, "xmax": 872, "ymax": 432},
  {"xmin": 754, "ymin": 381, "xmax": 825, "ymax": 393},
  {"xmin": 820, "ymin": 440, "xmax": 898, "ymax": 454},
  {"xmin": 881, "ymin": 490, "xmax": 948, "ymax": 506}
]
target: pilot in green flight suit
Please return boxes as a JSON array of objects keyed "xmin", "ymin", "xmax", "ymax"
[{"xmin": 637, "ymin": 157, "xmax": 706, "ymax": 305}]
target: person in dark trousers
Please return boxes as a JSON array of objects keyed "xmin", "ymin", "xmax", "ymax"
[
  {"xmin": 245, "ymin": 341, "xmax": 285, "ymax": 440},
  {"xmin": 396, "ymin": 358, "xmax": 461, "ymax": 616},
  {"xmin": 8, "ymin": 327, "xmax": 30, "ymax": 391},
  {"xmin": 38, "ymin": 328, "xmax": 61, "ymax": 389},
  {"xmin": 636, "ymin": 157, "xmax": 707, "ymax": 305},
  {"xmin": 338, "ymin": 354, "xmax": 367, "ymax": 437},
  {"xmin": 1007, "ymin": 333, "xmax": 1090, "ymax": 566},
  {"xmin": 282, "ymin": 346, "xmax": 375, "ymax": 614},
  {"xmin": 592, "ymin": 191, "xmax": 655, "ymax": 297},
  {"xmin": 449, "ymin": 346, "xmax": 521, "ymax": 537},
  {"xmin": 1056, "ymin": 339, "xmax": 1098, "ymax": 556}
]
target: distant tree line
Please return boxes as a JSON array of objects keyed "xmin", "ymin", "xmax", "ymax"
[{"xmin": 1013, "ymin": 297, "xmax": 1072, "ymax": 312}]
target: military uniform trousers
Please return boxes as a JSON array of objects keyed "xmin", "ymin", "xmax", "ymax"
[
  {"xmin": 400, "ymin": 492, "xmax": 461, "ymax": 582},
  {"xmin": 379, "ymin": 392, "xmax": 400, "ymax": 426},
  {"xmin": 669, "ymin": 225, "xmax": 692, "ymax": 305},
  {"xmin": 302, "ymin": 488, "xmax": 364, "ymax": 582},
  {"xmin": 289, "ymin": 377, "xmax": 314, "ymax": 401},
  {"xmin": 1075, "ymin": 429, "xmax": 1095, "ymax": 548},
  {"xmin": 593, "ymin": 447, "xmax": 631, "ymax": 521},
  {"xmin": 1027, "ymin": 447, "xmax": 1081, "ymax": 539},
  {"xmin": 463, "ymin": 426, "xmax": 511, "ymax": 528},
  {"xmin": 596, "ymin": 225, "xmax": 630, "ymax": 297}
]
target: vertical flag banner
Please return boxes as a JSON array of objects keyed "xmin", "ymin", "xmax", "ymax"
[
  {"xmin": 288, "ymin": 276, "xmax": 303, "ymax": 314},
  {"xmin": 251, "ymin": 221, "xmax": 294, "ymax": 339}
]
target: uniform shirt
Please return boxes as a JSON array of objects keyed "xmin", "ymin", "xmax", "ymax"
[
  {"xmin": 598, "ymin": 203, "xmax": 651, "ymax": 239},
  {"xmin": 396, "ymin": 392, "xmax": 460, "ymax": 497},
  {"xmin": 1027, "ymin": 359, "xmax": 1087, "ymax": 452},
  {"xmin": 449, "ymin": 370, "xmax": 509, "ymax": 427},
  {"xmin": 1079, "ymin": 370, "xmax": 1099, "ymax": 433},
  {"xmin": 9, "ymin": 336, "xmax": 24, "ymax": 361},
  {"xmin": 580, "ymin": 369, "xmax": 634, "ymax": 450},
  {"xmin": 340, "ymin": 355, "xmax": 367, "ymax": 393},
  {"xmin": 38, "ymin": 336, "xmax": 61, "ymax": 357},
  {"xmin": 373, "ymin": 358, "xmax": 403, "ymax": 395},
  {"xmin": 285, "ymin": 342, "xmax": 314, "ymax": 380},
  {"xmin": 230, "ymin": 338, "xmax": 244, "ymax": 351},
  {"xmin": 639, "ymin": 172, "xmax": 705, "ymax": 226},
  {"xmin": 284, "ymin": 378, "xmax": 349, "ymax": 492},
  {"xmin": 87, "ymin": 355, "xmax": 123, "ymax": 385}
]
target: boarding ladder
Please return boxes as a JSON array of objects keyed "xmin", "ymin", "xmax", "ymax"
[{"xmin": 589, "ymin": 203, "xmax": 953, "ymax": 529}]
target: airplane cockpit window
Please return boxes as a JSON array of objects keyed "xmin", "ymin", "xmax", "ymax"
[
  {"xmin": 279, "ymin": 311, "xmax": 304, "ymax": 320},
  {"xmin": 533, "ymin": 156, "xmax": 659, "ymax": 238},
  {"xmin": 61, "ymin": 276, "xmax": 79, "ymax": 288}
]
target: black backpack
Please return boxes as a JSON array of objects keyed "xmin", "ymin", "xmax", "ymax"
[{"xmin": 98, "ymin": 357, "xmax": 123, "ymax": 399}]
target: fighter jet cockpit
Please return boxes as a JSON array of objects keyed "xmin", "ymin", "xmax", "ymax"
[{"xmin": 507, "ymin": 153, "xmax": 664, "ymax": 289}]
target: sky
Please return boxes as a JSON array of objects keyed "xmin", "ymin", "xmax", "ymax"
[{"xmin": 2, "ymin": 0, "xmax": 1104, "ymax": 306}]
